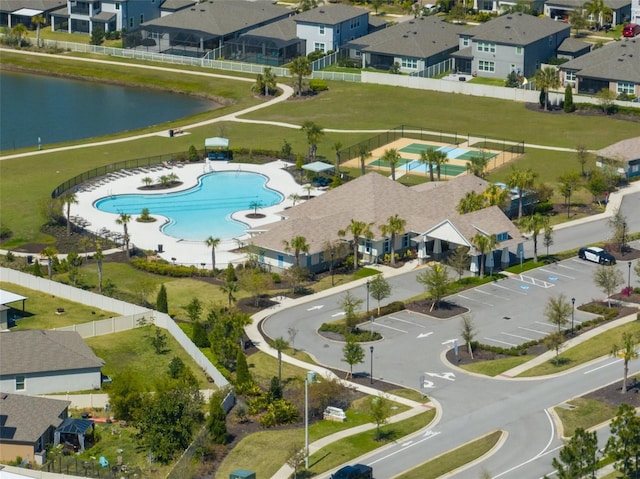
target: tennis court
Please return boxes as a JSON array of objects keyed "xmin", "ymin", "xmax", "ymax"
[{"xmin": 399, "ymin": 143, "xmax": 498, "ymax": 162}]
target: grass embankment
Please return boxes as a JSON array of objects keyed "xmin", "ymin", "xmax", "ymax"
[
  {"xmin": 0, "ymin": 281, "xmax": 115, "ymax": 329},
  {"xmin": 519, "ymin": 321, "xmax": 640, "ymax": 377},
  {"xmin": 460, "ymin": 355, "xmax": 536, "ymax": 376},
  {"xmin": 398, "ymin": 430, "xmax": 503, "ymax": 479},
  {"xmin": 554, "ymin": 398, "xmax": 618, "ymax": 437}
]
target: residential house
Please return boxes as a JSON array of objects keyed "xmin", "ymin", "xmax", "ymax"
[
  {"xmin": 556, "ymin": 36, "xmax": 592, "ymax": 60},
  {"xmin": 633, "ymin": 0, "xmax": 640, "ymax": 22},
  {"xmin": 293, "ymin": 4, "xmax": 369, "ymax": 55},
  {"xmin": 344, "ymin": 16, "xmax": 465, "ymax": 74},
  {"xmin": 595, "ymin": 137, "xmax": 640, "ymax": 179},
  {"xmin": 543, "ymin": 0, "xmax": 631, "ymax": 26},
  {"xmin": 49, "ymin": 0, "xmax": 163, "ymax": 35},
  {"xmin": 474, "ymin": 0, "xmax": 545, "ymax": 14},
  {"xmin": 453, "ymin": 13, "xmax": 570, "ymax": 79},
  {"xmin": 558, "ymin": 37, "xmax": 640, "ymax": 96},
  {"xmin": 248, "ymin": 172, "xmax": 523, "ymax": 274},
  {"xmin": 0, "ymin": 393, "xmax": 70, "ymax": 465},
  {"xmin": 0, "ymin": 330, "xmax": 105, "ymax": 395},
  {"xmin": 0, "ymin": 0, "xmax": 65, "ymax": 28},
  {"xmin": 137, "ymin": 0, "xmax": 291, "ymax": 56}
]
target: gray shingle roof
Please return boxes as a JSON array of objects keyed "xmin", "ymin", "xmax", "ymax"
[
  {"xmin": 142, "ymin": 0, "xmax": 291, "ymax": 37},
  {"xmin": 557, "ymin": 37, "xmax": 591, "ymax": 54},
  {"xmin": 466, "ymin": 12, "xmax": 570, "ymax": 45},
  {"xmin": 0, "ymin": 0, "xmax": 66, "ymax": 12},
  {"xmin": 350, "ymin": 16, "xmax": 465, "ymax": 59},
  {"xmin": 595, "ymin": 137, "xmax": 640, "ymax": 162},
  {"xmin": 543, "ymin": 0, "xmax": 630, "ymax": 9},
  {"xmin": 242, "ymin": 16, "xmax": 298, "ymax": 42},
  {"xmin": 559, "ymin": 37, "xmax": 640, "ymax": 83},
  {"xmin": 251, "ymin": 173, "xmax": 521, "ymax": 253},
  {"xmin": 0, "ymin": 330, "xmax": 104, "ymax": 376},
  {"xmin": 0, "ymin": 393, "xmax": 69, "ymax": 444},
  {"xmin": 159, "ymin": 0, "xmax": 197, "ymax": 11},
  {"xmin": 293, "ymin": 4, "xmax": 368, "ymax": 25}
]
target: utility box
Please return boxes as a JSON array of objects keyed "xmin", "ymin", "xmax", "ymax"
[{"xmin": 230, "ymin": 470, "xmax": 256, "ymax": 479}]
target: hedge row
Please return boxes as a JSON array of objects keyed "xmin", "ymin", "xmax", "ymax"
[{"xmin": 130, "ymin": 258, "xmax": 212, "ymax": 277}]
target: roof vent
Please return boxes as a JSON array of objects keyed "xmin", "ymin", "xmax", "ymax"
[
  {"xmin": 409, "ymin": 20, "xmax": 415, "ymax": 24},
  {"xmin": 507, "ymin": 15, "xmax": 512, "ymax": 19},
  {"xmin": 402, "ymin": 34, "xmax": 409, "ymax": 38},
  {"xmin": 320, "ymin": 9, "xmax": 325, "ymax": 13},
  {"xmin": 618, "ymin": 58, "xmax": 623, "ymax": 61},
  {"xmin": 413, "ymin": 31, "xmax": 417, "ymax": 34},
  {"xmin": 505, "ymin": 25, "xmax": 511, "ymax": 29}
]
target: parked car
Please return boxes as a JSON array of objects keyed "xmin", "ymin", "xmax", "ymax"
[
  {"xmin": 331, "ymin": 464, "xmax": 373, "ymax": 479},
  {"xmin": 578, "ymin": 246, "xmax": 616, "ymax": 265},
  {"xmin": 622, "ymin": 23, "xmax": 640, "ymax": 37}
]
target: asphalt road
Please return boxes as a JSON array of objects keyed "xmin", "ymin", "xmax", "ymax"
[{"xmin": 262, "ymin": 191, "xmax": 640, "ymax": 479}]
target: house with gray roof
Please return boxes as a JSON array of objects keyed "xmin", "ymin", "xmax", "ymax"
[
  {"xmin": 474, "ymin": 0, "xmax": 545, "ymax": 15},
  {"xmin": 0, "ymin": 330, "xmax": 105, "ymax": 395},
  {"xmin": 633, "ymin": 0, "xmax": 640, "ymax": 22},
  {"xmin": 136, "ymin": 0, "xmax": 292, "ymax": 57},
  {"xmin": 558, "ymin": 37, "xmax": 640, "ymax": 96},
  {"xmin": 556, "ymin": 37, "xmax": 592, "ymax": 60},
  {"xmin": 452, "ymin": 13, "xmax": 570, "ymax": 79},
  {"xmin": 0, "ymin": 0, "xmax": 65, "ymax": 29},
  {"xmin": 249, "ymin": 172, "xmax": 523, "ymax": 274},
  {"xmin": 293, "ymin": 4, "xmax": 370, "ymax": 55},
  {"xmin": 595, "ymin": 137, "xmax": 640, "ymax": 179},
  {"xmin": 47, "ymin": 0, "xmax": 162, "ymax": 35},
  {"xmin": 344, "ymin": 16, "xmax": 465, "ymax": 74},
  {"xmin": 0, "ymin": 393, "xmax": 70, "ymax": 465},
  {"xmin": 544, "ymin": 0, "xmax": 631, "ymax": 25}
]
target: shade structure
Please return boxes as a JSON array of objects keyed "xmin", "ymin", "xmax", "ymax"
[
  {"xmin": 302, "ymin": 161, "xmax": 335, "ymax": 173},
  {"xmin": 205, "ymin": 137, "xmax": 229, "ymax": 148}
]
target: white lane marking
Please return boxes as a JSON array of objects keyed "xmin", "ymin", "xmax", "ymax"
[
  {"xmin": 417, "ymin": 332, "xmax": 433, "ymax": 339},
  {"xmin": 307, "ymin": 305, "xmax": 324, "ymax": 311},
  {"xmin": 331, "ymin": 311, "xmax": 345, "ymax": 317},
  {"xmin": 502, "ymin": 332, "xmax": 535, "ymax": 341},
  {"xmin": 484, "ymin": 337, "xmax": 518, "ymax": 347},
  {"xmin": 493, "ymin": 409, "xmax": 557, "ymax": 479},
  {"xmin": 388, "ymin": 316, "xmax": 427, "ymax": 328},
  {"xmin": 374, "ymin": 322, "xmax": 407, "ymax": 333},
  {"xmin": 584, "ymin": 359, "xmax": 621, "ymax": 374},
  {"xmin": 425, "ymin": 372, "xmax": 455, "ymax": 381},
  {"xmin": 457, "ymin": 294, "xmax": 494, "ymax": 306},
  {"xmin": 492, "ymin": 282, "xmax": 528, "ymax": 295},
  {"xmin": 539, "ymin": 268, "xmax": 575, "ymax": 279},
  {"xmin": 556, "ymin": 263, "xmax": 580, "ymax": 271},
  {"xmin": 516, "ymin": 274, "xmax": 555, "ymax": 288},
  {"xmin": 442, "ymin": 338, "xmax": 458, "ymax": 345},
  {"xmin": 367, "ymin": 431, "xmax": 441, "ymax": 466},
  {"xmin": 519, "ymin": 326, "xmax": 549, "ymax": 335},
  {"xmin": 534, "ymin": 321, "xmax": 565, "ymax": 330},
  {"xmin": 475, "ymin": 289, "xmax": 512, "ymax": 301}
]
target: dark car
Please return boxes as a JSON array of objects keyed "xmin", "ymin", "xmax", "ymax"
[
  {"xmin": 331, "ymin": 464, "xmax": 373, "ymax": 479},
  {"xmin": 578, "ymin": 246, "xmax": 616, "ymax": 265}
]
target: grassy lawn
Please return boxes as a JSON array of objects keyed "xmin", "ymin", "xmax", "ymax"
[
  {"xmin": 0, "ymin": 281, "xmax": 116, "ymax": 329},
  {"xmin": 468, "ymin": 77, "xmax": 506, "ymax": 86},
  {"xmin": 460, "ymin": 355, "xmax": 535, "ymax": 376},
  {"xmin": 398, "ymin": 430, "xmax": 503, "ymax": 479},
  {"xmin": 553, "ymin": 398, "xmax": 618, "ymax": 437},
  {"xmin": 85, "ymin": 325, "xmax": 212, "ymax": 388},
  {"xmin": 518, "ymin": 322, "xmax": 640, "ymax": 377}
]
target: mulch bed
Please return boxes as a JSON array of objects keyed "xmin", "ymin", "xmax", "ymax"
[
  {"xmin": 404, "ymin": 299, "xmax": 469, "ymax": 319},
  {"xmin": 582, "ymin": 377, "xmax": 640, "ymax": 408}
]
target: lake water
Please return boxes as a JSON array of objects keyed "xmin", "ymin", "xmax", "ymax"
[
  {"xmin": 94, "ymin": 171, "xmax": 284, "ymax": 241},
  {"xmin": 0, "ymin": 70, "xmax": 217, "ymax": 152}
]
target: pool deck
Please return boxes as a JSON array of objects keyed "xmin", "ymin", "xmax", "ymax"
[{"xmin": 72, "ymin": 160, "xmax": 318, "ymax": 269}]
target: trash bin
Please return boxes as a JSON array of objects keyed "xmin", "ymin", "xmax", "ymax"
[
  {"xmin": 157, "ymin": 244, "xmax": 164, "ymax": 253},
  {"xmin": 169, "ymin": 129, "xmax": 174, "ymax": 138},
  {"xmin": 27, "ymin": 255, "xmax": 33, "ymax": 264}
]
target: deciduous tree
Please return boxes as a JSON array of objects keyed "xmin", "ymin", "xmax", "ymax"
[
  {"xmin": 544, "ymin": 293, "xmax": 572, "ymax": 334},
  {"xmin": 416, "ymin": 263, "xmax": 450, "ymax": 310},
  {"xmin": 369, "ymin": 394, "xmax": 391, "ymax": 440},
  {"xmin": 610, "ymin": 332, "xmax": 639, "ymax": 393},
  {"xmin": 342, "ymin": 336, "xmax": 365, "ymax": 379},
  {"xmin": 594, "ymin": 266, "xmax": 624, "ymax": 308},
  {"xmin": 368, "ymin": 274, "xmax": 391, "ymax": 316},
  {"xmin": 447, "ymin": 246, "xmax": 471, "ymax": 280},
  {"xmin": 340, "ymin": 290, "xmax": 363, "ymax": 333}
]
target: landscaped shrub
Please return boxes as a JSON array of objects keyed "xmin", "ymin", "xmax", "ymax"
[
  {"xmin": 259, "ymin": 399, "xmax": 299, "ymax": 428},
  {"xmin": 309, "ymin": 79, "xmax": 329, "ymax": 92},
  {"xmin": 534, "ymin": 200, "xmax": 554, "ymax": 214},
  {"xmin": 130, "ymin": 257, "xmax": 206, "ymax": 277},
  {"xmin": 378, "ymin": 301, "xmax": 405, "ymax": 316},
  {"xmin": 579, "ymin": 303, "xmax": 619, "ymax": 321}
]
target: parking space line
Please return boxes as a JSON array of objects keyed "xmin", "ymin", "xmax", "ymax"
[
  {"xmin": 492, "ymin": 282, "xmax": 528, "ymax": 295},
  {"xmin": 516, "ymin": 274, "xmax": 555, "ymax": 288},
  {"xmin": 538, "ymin": 268, "xmax": 576, "ymax": 279},
  {"xmin": 535, "ymin": 321, "xmax": 568, "ymax": 331},
  {"xmin": 502, "ymin": 332, "xmax": 535, "ymax": 341},
  {"xmin": 374, "ymin": 323, "xmax": 408, "ymax": 333},
  {"xmin": 457, "ymin": 294, "xmax": 493, "ymax": 306},
  {"xmin": 519, "ymin": 326, "xmax": 549, "ymax": 335},
  {"xmin": 388, "ymin": 316, "xmax": 427, "ymax": 328},
  {"xmin": 556, "ymin": 263, "xmax": 580, "ymax": 271},
  {"xmin": 475, "ymin": 289, "xmax": 511, "ymax": 301},
  {"xmin": 484, "ymin": 337, "xmax": 518, "ymax": 347}
]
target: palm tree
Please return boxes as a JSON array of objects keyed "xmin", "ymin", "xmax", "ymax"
[
  {"xmin": 283, "ymin": 236, "xmax": 310, "ymax": 267},
  {"xmin": 302, "ymin": 184, "xmax": 314, "ymax": 200},
  {"xmin": 358, "ymin": 145, "xmax": 372, "ymax": 176},
  {"xmin": 483, "ymin": 184, "xmax": 509, "ymax": 209},
  {"xmin": 288, "ymin": 56, "xmax": 312, "ymax": 96},
  {"xmin": 115, "ymin": 212, "xmax": 132, "ymax": 255},
  {"xmin": 333, "ymin": 141, "xmax": 343, "ymax": 174},
  {"xmin": 457, "ymin": 191, "xmax": 485, "ymax": 214},
  {"xmin": 610, "ymin": 332, "xmax": 639, "ymax": 394},
  {"xmin": 507, "ymin": 167, "xmax": 537, "ymax": 219},
  {"xmin": 339, "ymin": 219, "xmax": 373, "ymax": 271},
  {"xmin": 263, "ymin": 67, "xmax": 277, "ymax": 96},
  {"xmin": 220, "ymin": 279, "xmax": 238, "ymax": 308},
  {"xmin": 142, "ymin": 176, "xmax": 153, "ymax": 187},
  {"xmin": 382, "ymin": 148, "xmax": 401, "ymax": 181},
  {"xmin": 429, "ymin": 149, "xmax": 449, "ymax": 181},
  {"xmin": 206, "ymin": 236, "xmax": 221, "ymax": 271},
  {"xmin": 95, "ymin": 243, "xmax": 104, "ymax": 294},
  {"xmin": 471, "ymin": 233, "xmax": 497, "ymax": 279},
  {"xmin": 467, "ymin": 154, "xmax": 489, "ymax": 178},
  {"xmin": 300, "ymin": 120, "xmax": 324, "ymax": 162},
  {"xmin": 272, "ymin": 337, "xmax": 289, "ymax": 386},
  {"xmin": 534, "ymin": 67, "xmax": 561, "ymax": 111},
  {"xmin": 583, "ymin": 0, "xmax": 612, "ymax": 29},
  {"xmin": 41, "ymin": 246, "xmax": 58, "ymax": 280},
  {"xmin": 288, "ymin": 193, "xmax": 301, "ymax": 206},
  {"xmin": 520, "ymin": 213, "xmax": 549, "ymax": 263},
  {"xmin": 419, "ymin": 149, "xmax": 435, "ymax": 182},
  {"xmin": 11, "ymin": 23, "xmax": 28, "ymax": 48},
  {"xmin": 61, "ymin": 192, "xmax": 78, "ymax": 236},
  {"xmin": 32, "ymin": 15, "xmax": 46, "ymax": 48},
  {"xmin": 379, "ymin": 214, "xmax": 406, "ymax": 266}
]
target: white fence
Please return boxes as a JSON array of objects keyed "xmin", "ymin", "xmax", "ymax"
[{"xmin": 0, "ymin": 465, "xmax": 88, "ymax": 479}]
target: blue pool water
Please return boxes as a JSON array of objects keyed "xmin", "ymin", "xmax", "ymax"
[{"xmin": 95, "ymin": 171, "xmax": 283, "ymax": 241}]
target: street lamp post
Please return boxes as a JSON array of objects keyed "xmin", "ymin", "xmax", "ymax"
[
  {"xmin": 366, "ymin": 280, "xmax": 370, "ymax": 315},
  {"xmin": 369, "ymin": 346, "xmax": 374, "ymax": 384},
  {"xmin": 628, "ymin": 261, "xmax": 632, "ymax": 294},
  {"xmin": 304, "ymin": 371, "xmax": 315, "ymax": 469},
  {"xmin": 621, "ymin": 222, "xmax": 627, "ymax": 254},
  {"xmin": 571, "ymin": 297, "xmax": 575, "ymax": 336}
]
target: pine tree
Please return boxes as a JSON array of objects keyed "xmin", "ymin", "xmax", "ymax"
[
  {"xmin": 563, "ymin": 85, "xmax": 574, "ymax": 113},
  {"xmin": 235, "ymin": 349, "xmax": 252, "ymax": 388},
  {"xmin": 156, "ymin": 284, "xmax": 168, "ymax": 313},
  {"xmin": 207, "ymin": 394, "xmax": 228, "ymax": 445}
]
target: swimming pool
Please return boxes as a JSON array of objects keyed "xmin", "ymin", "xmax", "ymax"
[{"xmin": 95, "ymin": 171, "xmax": 283, "ymax": 241}]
